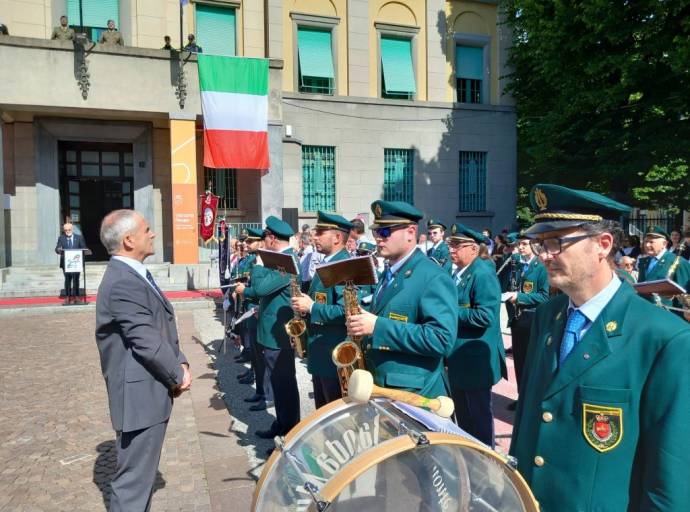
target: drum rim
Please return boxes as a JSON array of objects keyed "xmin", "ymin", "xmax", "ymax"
[
  {"xmin": 309, "ymin": 432, "xmax": 540, "ymax": 512},
  {"xmin": 251, "ymin": 398, "xmax": 353, "ymax": 511}
]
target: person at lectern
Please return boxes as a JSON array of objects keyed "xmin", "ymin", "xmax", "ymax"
[{"xmin": 55, "ymin": 222, "xmax": 86, "ymax": 304}]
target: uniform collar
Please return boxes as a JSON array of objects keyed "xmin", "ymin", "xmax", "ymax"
[
  {"xmin": 568, "ymin": 273, "xmax": 621, "ymax": 325},
  {"xmin": 389, "ymin": 246, "xmax": 418, "ymax": 275}
]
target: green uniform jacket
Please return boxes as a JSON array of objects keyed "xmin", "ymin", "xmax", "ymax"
[
  {"xmin": 507, "ymin": 257, "xmax": 550, "ymax": 326},
  {"xmin": 496, "ymin": 253, "xmax": 519, "ymax": 292},
  {"xmin": 364, "ymin": 249, "xmax": 457, "ymax": 399},
  {"xmin": 510, "ymin": 283, "xmax": 690, "ymax": 511},
  {"xmin": 447, "ymin": 257, "xmax": 506, "ymax": 390},
  {"xmin": 238, "ymin": 254, "xmax": 258, "ymax": 307},
  {"xmin": 306, "ymin": 248, "xmax": 350, "ymax": 377},
  {"xmin": 427, "ymin": 242, "xmax": 453, "ymax": 273},
  {"xmin": 243, "ymin": 248, "xmax": 299, "ymax": 350},
  {"xmin": 638, "ymin": 250, "xmax": 690, "ymax": 311}
]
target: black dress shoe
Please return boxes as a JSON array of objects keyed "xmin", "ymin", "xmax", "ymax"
[
  {"xmin": 266, "ymin": 447, "xmax": 274, "ymax": 457},
  {"xmin": 506, "ymin": 400, "xmax": 517, "ymax": 411},
  {"xmin": 249, "ymin": 400, "xmax": 274, "ymax": 411},
  {"xmin": 505, "ymin": 347, "xmax": 513, "ymax": 356},
  {"xmin": 255, "ymin": 427, "xmax": 280, "ymax": 439},
  {"xmin": 238, "ymin": 375, "xmax": 255, "ymax": 385},
  {"xmin": 235, "ymin": 355, "xmax": 252, "ymax": 363},
  {"xmin": 236, "ymin": 370, "xmax": 253, "ymax": 380},
  {"xmin": 244, "ymin": 394, "xmax": 264, "ymax": 403}
]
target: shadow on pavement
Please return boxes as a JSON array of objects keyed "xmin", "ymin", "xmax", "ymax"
[{"xmin": 92, "ymin": 439, "xmax": 165, "ymax": 509}]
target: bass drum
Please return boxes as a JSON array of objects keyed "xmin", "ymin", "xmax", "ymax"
[{"xmin": 252, "ymin": 398, "xmax": 538, "ymax": 512}]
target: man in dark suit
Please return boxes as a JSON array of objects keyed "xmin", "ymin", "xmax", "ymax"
[
  {"xmin": 55, "ymin": 222, "xmax": 87, "ymax": 304},
  {"xmin": 95, "ymin": 210, "xmax": 191, "ymax": 512}
]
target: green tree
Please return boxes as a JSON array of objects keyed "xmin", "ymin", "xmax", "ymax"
[{"xmin": 504, "ymin": 0, "xmax": 690, "ymax": 212}]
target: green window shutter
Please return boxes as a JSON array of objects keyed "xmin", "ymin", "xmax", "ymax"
[
  {"xmin": 384, "ymin": 149, "xmax": 414, "ymax": 203},
  {"xmin": 459, "ymin": 151, "xmax": 487, "ymax": 212},
  {"xmin": 302, "ymin": 146, "xmax": 336, "ymax": 212},
  {"xmin": 196, "ymin": 4, "xmax": 236, "ymax": 57},
  {"xmin": 380, "ymin": 36, "xmax": 416, "ymax": 94},
  {"xmin": 456, "ymin": 45, "xmax": 483, "ymax": 79},
  {"xmin": 68, "ymin": 0, "xmax": 119, "ymax": 28},
  {"xmin": 298, "ymin": 28, "xmax": 335, "ymax": 80}
]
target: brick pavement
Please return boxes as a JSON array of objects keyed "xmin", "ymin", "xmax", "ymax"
[{"xmin": 0, "ymin": 304, "xmax": 520, "ymax": 511}]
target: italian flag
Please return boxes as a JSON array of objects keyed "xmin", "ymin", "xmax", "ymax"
[{"xmin": 198, "ymin": 55, "xmax": 270, "ymax": 170}]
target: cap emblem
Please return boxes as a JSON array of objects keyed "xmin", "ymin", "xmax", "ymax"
[
  {"xmin": 374, "ymin": 203, "xmax": 383, "ymax": 218},
  {"xmin": 451, "ymin": 224, "xmax": 457, "ymax": 235},
  {"xmin": 534, "ymin": 188, "xmax": 548, "ymax": 210}
]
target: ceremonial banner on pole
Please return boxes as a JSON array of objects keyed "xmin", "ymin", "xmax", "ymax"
[
  {"xmin": 198, "ymin": 54, "xmax": 270, "ymax": 170},
  {"xmin": 199, "ymin": 192, "xmax": 219, "ymax": 242}
]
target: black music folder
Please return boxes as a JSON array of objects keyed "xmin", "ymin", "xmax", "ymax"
[
  {"xmin": 315, "ymin": 255, "xmax": 379, "ymax": 288},
  {"xmin": 633, "ymin": 278, "xmax": 687, "ymax": 297},
  {"xmin": 257, "ymin": 249, "xmax": 300, "ymax": 275}
]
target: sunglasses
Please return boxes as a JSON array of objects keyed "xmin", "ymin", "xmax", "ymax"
[{"xmin": 372, "ymin": 225, "xmax": 407, "ymax": 239}]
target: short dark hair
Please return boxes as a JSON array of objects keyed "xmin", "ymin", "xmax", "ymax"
[
  {"xmin": 164, "ymin": 35, "xmax": 170, "ymax": 41},
  {"xmin": 60, "ymin": 15, "xmax": 67, "ymax": 20},
  {"xmin": 350, "ymin": 218, "xmax": 365, "ymax": 235},
  {"xmin": 580, "ymin": 220, "xmax": 623, "ymax": 260}
]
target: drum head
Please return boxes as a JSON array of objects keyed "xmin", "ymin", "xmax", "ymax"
[
  {"xmin": 252, "ymin": 398, "xmax": 427, "ymax": 511},
  {"xmin": 314, "ymin": 433, "xmax": 539, "ymax": 512}
]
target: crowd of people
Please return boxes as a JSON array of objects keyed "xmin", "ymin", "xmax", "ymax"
[{"xmin": 90, "ymin": 184, "xmax": 690, "ymax": 510}]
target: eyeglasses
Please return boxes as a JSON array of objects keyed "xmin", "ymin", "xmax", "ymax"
[
  {"xmin": 372, "ymin": 225, "xmax": 406, "ymax": 239},
  {"xmin": 448, "ymin": 241, "xmax": 476, "ymax": 250},
  {"xmin": 529, "ymin": 234, "xmax": 593, "ymax": 255}
]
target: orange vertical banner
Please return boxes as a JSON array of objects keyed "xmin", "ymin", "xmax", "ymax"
[{"xmin": 170, "ymin": 119, "xmax": 199, "ymax": 264}]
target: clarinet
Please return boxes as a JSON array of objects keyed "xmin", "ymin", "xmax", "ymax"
[{"xmin": 509, "ymin": 256, "xmax": 522, "ymax": 319}]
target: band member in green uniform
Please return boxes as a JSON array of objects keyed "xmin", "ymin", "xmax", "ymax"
[
  {"xmin": 291, "ymin": 211, "xmax": 353, "ymax": 407},
  {"xmin": 637, "ymin": 226, "xmax": 690, "ymax": 314},
  {"xmin": 446, "ymin": 223, "xmax": 506, "ymax": 447},
  {"xmin": 346, "ymin": 201, "xmax": 458, "ymax": 399},
  {"xmin": 511, "ymin": 184, "xmax": 690, "ymax": 511},
  {"xmin": 236, "ymin": 217, "xmax": 300, "ymax": 442},
  {"xmin": 503, "ymin": 232, "xmax": 549, "ymax": 408},
  {"xmin": 426, "ymin": 219, "xmax": 452, "ymax": 273},
  {"xmin": 241, "ymin": 228, "xmax": 274, "ymax": 411}
]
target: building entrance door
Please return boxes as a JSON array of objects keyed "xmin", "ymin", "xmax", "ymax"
[{"xmin": 58, "ymin": 142, "xmax": 134, "ymax": 261}]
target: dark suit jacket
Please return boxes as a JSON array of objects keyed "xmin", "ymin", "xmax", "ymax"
[
  {"xmin": 55, "ymin": 234, "xmax": 87, "ymax": 269},
  {"xmin": 95, "ymin": 258, "xmax": 187, "ymax": 432}
]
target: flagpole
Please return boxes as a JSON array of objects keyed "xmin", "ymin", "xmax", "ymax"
[{"xmin": 179, "ymin": 1, "xmax": 184, "ymax": 50}]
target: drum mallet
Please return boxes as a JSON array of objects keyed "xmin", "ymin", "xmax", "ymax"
[{"xmin": 347, "ymin": 369, "xmax": 455, "ymax": 419}]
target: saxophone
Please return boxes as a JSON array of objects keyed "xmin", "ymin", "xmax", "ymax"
[
  {"xmin": 666, "ymin": 241, "xmax": 690, "ymax": 321},
  {"xmin": 284, "ymin": 275, "xmax": 307, "ymax": 358},
  {"xmin": 331, "ymin": 281, "xmax": 366, "ymax": 396}
]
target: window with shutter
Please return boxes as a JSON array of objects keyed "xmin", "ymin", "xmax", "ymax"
[
  {"xmin": 459, "ymin": 151, "xmax": 487, "ymax": 212},
  {"xmin": 456, "ymin": 45, "xmax": 484, "ymax": 104},
  {"xmin": 297, "ymin": 27, "xmax": 335, "ymax": 94},
  {"xmin": 67, "ymin": 0, "xmax": 119, "ymax": 41},
  {"xmin": 196, "ymin": 4, "xmax": 236, "ymax": 56},
  {"xmin": 380, "ymin": 36, "xmax": 416, "ymax": 99}
]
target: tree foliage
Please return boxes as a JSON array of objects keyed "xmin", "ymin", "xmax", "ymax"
[{"xmin": 504, "ymin": 0, "xmax": 690, "ymax": 213}]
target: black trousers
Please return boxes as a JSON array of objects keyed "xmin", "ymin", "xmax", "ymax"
[
  {"xmin": 262, "ymin": 345, "xmax": 300, "ymax": 435},
  {"xmin": 453, "ymin": 387, "xmax": 494, "ymax": 448},
  {"xmin": 63, "ymin": 271, "xmax": 80, "ymax": 297},
  {"xmin": 312, "ymin": 374, "xmax": 342, "ymax": 409},
  {"xmin": 247, "ymin": 317, "xmax": 273, "ymax": 401},
  {"xmin": 511, "ymin": 310, "xmax": 535, "ymax": 394}
]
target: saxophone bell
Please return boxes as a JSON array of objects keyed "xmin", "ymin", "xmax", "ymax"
[
  {"xmin": 285, "ymin": 275, "xmax": 307, "ymax": 358},
  {"xmin": 332, "ymin": 281, "xmax": 366, "ymax": 396}
]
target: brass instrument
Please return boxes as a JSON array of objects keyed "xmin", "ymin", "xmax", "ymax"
[
  {"xmin": 332, "ymin": 281, "xmax": 366, "ymax": 396},
  {"xmin": 667, "ymin": 241, "xmax": 690, "ymax": 321},
  {"xmin": 285, "ymin": 275, "xmax": 307, "ymax": 358}
]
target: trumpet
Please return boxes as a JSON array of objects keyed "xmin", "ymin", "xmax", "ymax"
[
  {"xmin": 332, "ymin": 281, "xmax": 366, "ymax": 396},
  {"xmin": 285, "ymin": 275, "xmax": 307, "ymax": 358}
]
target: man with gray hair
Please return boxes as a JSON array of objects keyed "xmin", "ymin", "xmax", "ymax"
[{"xmin": 95, "ymin": 209, "xmax": 191, "ymax": 511}]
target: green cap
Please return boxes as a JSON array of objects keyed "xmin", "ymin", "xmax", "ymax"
[
  {"xmin": 505, "ymin": 232, "xmax": 519, "ymax": 245},
  {"xmin": 264, "ymin": 216, "xmax": 294, "ymax": 241},
  {"xmin": 644, "ymin": 226, "xmax": 671, "ymax": 242},
  {"xmin": 448, "ymin": 223, "xmax": 489, "ymax": 244},
  {"xmin": 356, "ymin": 241, "xmax": 377, "ymax": 254},
  {"xmin": 238, "ymin": 228, "xmax": 249, "ymax": 241},
  {"xmin": 370, "ymin": 200, "xmax": 423, "ymax": 229},
  {"xmin": 427, "ymin": 218, "xmax": 447, "ymax": 231},
  {"xmin": 245, "ymin": 227, "xmax": 264, "ymax": 241},
  {"xmin": 315, "ymin": 211, "xmax": 354, "ymax": 233},
  {"xmin": 526, "ymin": 184, "xmax": 632, "ymax": 235}
]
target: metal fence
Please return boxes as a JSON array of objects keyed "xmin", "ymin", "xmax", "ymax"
[
  {"xmin": 198, "ymin": 221, "xmax": 262, "ymax": 263},
  {"xmin": 626, "ymin": 209, "xmax": 675, "ymax": 237}
]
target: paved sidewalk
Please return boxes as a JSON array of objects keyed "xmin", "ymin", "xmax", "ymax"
[{"xmin": 0, "ymin": 303, "xmax": 519, "ymax": 511}]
